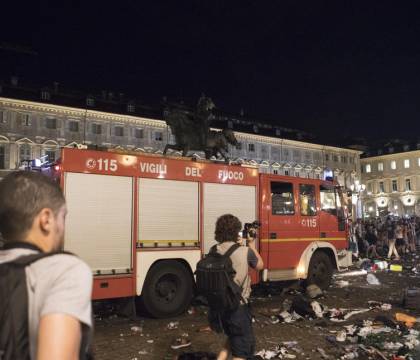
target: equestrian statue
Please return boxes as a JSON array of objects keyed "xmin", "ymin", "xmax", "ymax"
[{"xmin": 163, "ymin": 96, "xmax": 238, "ymax": 161}]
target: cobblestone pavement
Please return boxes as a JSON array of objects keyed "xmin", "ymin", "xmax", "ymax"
[{"xmin": 93, "ymin": 255, "xmax": 420, "ymax": 360}]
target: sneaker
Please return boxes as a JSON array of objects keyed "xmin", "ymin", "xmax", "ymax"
[{"xmin": 171, "ymin": 337, "xmax": 192, "ymax": 350}]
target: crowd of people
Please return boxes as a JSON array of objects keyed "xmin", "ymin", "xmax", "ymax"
[{"xmin": 350, "ymin": 215, "xmax": 420, "ymax": 260}]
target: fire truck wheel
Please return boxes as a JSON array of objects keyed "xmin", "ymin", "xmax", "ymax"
[
  {"xmin": 306, "ymin": 251, "xmax": 333, "ymax": 290},
  {"xmin": 142, "ymin": 261, "xmax": 193, "ymax": 318}
]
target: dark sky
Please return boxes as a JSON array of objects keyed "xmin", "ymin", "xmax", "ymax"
[{"xmin": 1, "ymin": 1, "xmax": 420, "ymax": 140}]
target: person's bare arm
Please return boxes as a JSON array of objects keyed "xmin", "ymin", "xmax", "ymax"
[
  {"xmin": 247, "ymin": 238, "xmax": 264, "ymax": 270},
  {"xmin": 37, "ymin": 314, "xmax": 81, "ymax": 360}
]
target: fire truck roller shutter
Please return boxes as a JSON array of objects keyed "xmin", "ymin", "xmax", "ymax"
[
  {"xmin": 137, "ymin": 178, "xmax": 199, "ymax": 317},
  {"xmin": 64, "ymin": 172, "xmax": 133, "ymax": 274},
  {"xmin": 203, "ymin": 183, "xmax": 257, "ymax": 254},
  {"xmin": 138, "ymin": 178, "xmax": 199, "ymax": 247}
]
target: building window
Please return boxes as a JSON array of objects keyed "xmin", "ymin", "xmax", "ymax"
[
  {"xmin": 283, "ymin": 149, "xmax": 290, "ymax": 158},
  {"xmin": 365, "ymin": 164, "xmax": 371, "ymax": 173},
  {"xmin": 342, "ymin": 156, "xmax": 347, "ymax": 163},
  {"xmin": 404, "ymin": 144, "xmax": 410, "ymax": 151},
  {"xmin": 275, "ymin": 128, "xmax": 281, "ymax": 136},
  {"xmin": 0, "ymin": 110, "xmax": 6, "ymax": 124},
  {"xmin": 404, "ymin": 159, "xmax": 410, "ymax": 168},
  {"xmin": 315, "ymin": 173, "xmax": 320, "ymax": 179},
  {"xmin": 333, "ymin": 155, "xmax": 339, "ymax": 162},
  {"xmin": 405, "ymin": 179, "xmax": 412, "ymax": 191},
  {"xmin": 154, "ymin": 132, "xmax": 163, "ymax": 141},
  {"xmin": 22, "ymin": 114, "xmax": 31, "ymax": 126},
  {"xmin": 293, "ymin": 150, "xmax": 301, "ymax": 161},
  {"xmin": 127, "ymin": 103, "xmax": 135, "ymax": 113},
  {"xmin": 0, "ymin": 145, "xmax": 5, "ymax": 169},
  {"xmin": 390, "ymin": 160, "xmax": 396, "ymax": 170},
  {"xmin": 379, "ymin": 181, "xmax": 385, "ymax": 193},
  {"xmin": 271, "ymin": 181, "xmax": 295, "ymax": 215},
  {"xmin": 284, "ymin": 170, "xmax": 289, "ymax": 176},
  {"xmin": 86, "ymin": 97, "xmax": 95, "ymax": 107},
  {"xmin": 134, "ymin": 128, "xmax": 144, "ymax": 139},
  {"xmin": 349, "ymin": 157, "xmax": 354, "ymax": 164},
  {"xmin": 253, "ymin": 125, "xmax": 258, "ymax": 133},
  {"xmin": 295, "ymin": 171, "xmax": 300, "ymax": 177},
  {"xmin": 325, "ymin": 154, "xmax": 329, "ymax": 161},
  {"xmin": 418, "ymin": 158, "xmax": 420, "ymax": 167},
  {"xmin": 115, "ymin": 126, "xmax": 124, "ymax": 137},
  {"xmin": 45, "ymin": 118, "xmax": 57, "ymax": 130},
  {"xmin": 19, "ymin": 144, "xmax": 31, "ymax": 162},
  {"xmin": 392, "ymin": 180, "xmax": 398, "ymax": 192},
  {"xmin": 248, "ymin": 144, "xmax": 255, "ymax": 152},
  {"xmin": 92, "ymin": 123, "xmax": 102, "ymax": 135},
  {"xmin": 235, "ymin": 142, "xmax": 242, "ymax": 150},
  {"xmin": 227, "ymin": 120, "xmax": 233, "ymax": 129},
  {"xmin": 44, "ymin": 149, "xmax": 56, "ymax": 163},
  {"xmin": 299, "ymin": 184, "xmax": 317, "ymax": 216},
  {"xmin": 388, "ymin": 147, "xmax": 394, "ymax": 153},
  {"xmin": 68, "ymin": 121, "xmax": 79, "ymax": 132},
  {"xmin": 41, "ymin": 91, "xmax": 50, "ymax": 100},
  {"xmin": 378, "ymin": 162, "xmax": 383, "ymax": 171}
]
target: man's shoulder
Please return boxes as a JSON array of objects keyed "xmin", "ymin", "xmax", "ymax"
[{"xmin": 30, "ymin": 253, "xmax": 91, "ymax": 280}]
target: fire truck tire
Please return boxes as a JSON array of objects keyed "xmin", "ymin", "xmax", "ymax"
[
  {"xmin": 306, "ymin": 251, "xmax": 333, "ymax": 290},
  {"xmin": 142, "ymin": 261, "xmax": 193, "ymax": 318}
]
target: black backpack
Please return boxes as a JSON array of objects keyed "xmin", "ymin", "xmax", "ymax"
[
  {"xmin": 0, "ymin": 252, "xmax": 59, "ymax": 360},
  {"xmin": 196, "ymin": 243, "xmax": 243, "ymax": 312}
]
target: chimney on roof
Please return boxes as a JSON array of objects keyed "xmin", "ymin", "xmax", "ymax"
[
  {"xmin": 53, "ymin": 81, "xmax": 59, "ymax": 93},
  {"xmin": 11, "ymin": 76, "xmax": 18, "ymax": 87}
]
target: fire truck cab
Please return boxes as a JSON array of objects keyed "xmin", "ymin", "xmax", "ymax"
[{"xmin": 52, "ymin": 148, "xmax": 351, "ymax": 318}]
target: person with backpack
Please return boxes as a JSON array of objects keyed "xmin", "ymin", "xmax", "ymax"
[
  {"xmin": 0, "ymin": 171, "xmax": 93, "ymax": 360},
  {"xmin": 196, "ymin": 214, "xmax": 263, "ymax": 360}
]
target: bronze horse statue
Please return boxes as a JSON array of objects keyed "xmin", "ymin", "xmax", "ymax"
[
  {"xmin": 163, "ymin": 96, "xmax": 238, "ymax": 161},
  {"xmin": 163, "ymin": 128, "xmax": 238, "ymax": 161}
]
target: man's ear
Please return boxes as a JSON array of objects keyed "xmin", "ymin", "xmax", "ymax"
[{"xmin": 38, "ymin": 208, "xmax": 54, "ymax": 235}]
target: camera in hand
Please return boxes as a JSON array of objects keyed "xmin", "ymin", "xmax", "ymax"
[{"xmin": 242, "ymin": 220, "xmax": 261, "ymax": 239}]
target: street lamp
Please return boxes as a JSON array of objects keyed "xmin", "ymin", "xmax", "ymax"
[{"xmin": 350, "ymin": 180, "xmax": 366, "ymax": 220}]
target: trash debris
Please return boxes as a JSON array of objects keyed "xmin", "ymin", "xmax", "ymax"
[
  {"xmin": 146, "ymin": 339, "xmax": 154, "ymax": 344},
  {"xmin": 167, "ymin": 321, "xmax": 179, "ymax": 330},
  {"xmin": 336, "ymin": 330, "xmax": 347, "ymax": 342},
  {"xmin": 171, "ymin": 337, "xmax": 191, "ymax": 350},
  {"xmin": 390, "ymin": 264, "xmax": 403, "ymax": 272},
  {"xmin": 366, "ymin": 273, "xmax": 380, "ymax": 285},
  {"xmin": 395, "ymin": 312, "xmax": 417, "ymax": 328},
  {"xmin": 138, "ymin": 350, "xmax": 148, "ymax": 355},
  {"xmin": 335, "ymin": 280, "xmax": 350, "ymax": 288},
  {"xmin": 403, "ymin": 288, "xmax": 420, "ymax": 310},
  {"xmin": 130, "ymin": 326, "xmax": 142, "ymax": 333},
  {"xmin": 335, "ymin": 270, "xmax": 367, "ymax": 277},
  {"xmin": 306, "ymin": 284, "xmax": 323, "ymax": 299},
  {"xmin": 317, "ymin": 347, "xmax": 330, "ymax": 359},
  {"xmin": 311, "ymin": 301, "xmax": 324, "ymax": 318}
]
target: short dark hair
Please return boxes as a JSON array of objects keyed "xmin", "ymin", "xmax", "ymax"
[
  {"xmin": 0, "ymin": 171, "xmax": 65, "ymax": 243},
  {"xmin": 214, "ymin": 214, "xmax": 242, "ymax": 243}
]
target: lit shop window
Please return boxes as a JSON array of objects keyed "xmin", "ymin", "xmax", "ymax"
[
  {"xmin": 404, "ymin": 159, "xmax": 410, "ymax": 168},
  {"xmin": 378, "ymin": 162, "xmax": 383, "ymax": 171},
  {"xmin": 365, "ymin": 164, "xmax": 371, "ymax": 173}
]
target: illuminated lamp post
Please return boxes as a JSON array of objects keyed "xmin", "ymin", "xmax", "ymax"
[{"xmin": 350, "ymin": 180, "xmax": 366, "ymax": 220}]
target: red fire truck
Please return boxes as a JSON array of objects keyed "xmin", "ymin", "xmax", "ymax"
[{"xmin": 52, "ymin": 147, "xmax": 351, "ymax": 318}]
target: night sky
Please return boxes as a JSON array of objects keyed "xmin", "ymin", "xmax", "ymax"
[{"xmin": 1, "ymin": 1, "xmax": 420, "ymax": 141}]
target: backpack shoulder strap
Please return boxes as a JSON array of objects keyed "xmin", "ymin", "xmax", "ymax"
[
  {"xmin": 9, "ymin": 251, "xmax": 75, "ymax": 267},
  {"xmin": 223, "ymin": 243, "xmax": 241, "ymax": 259}
]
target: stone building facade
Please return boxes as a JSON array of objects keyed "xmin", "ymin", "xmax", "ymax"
[
  {"xmin": 0, "ymin": 95, "xmax": 361, "ymax": 195},
  {"xmin": 361, "ymin": 150, "xmax": 420, "ymax": 217}
]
